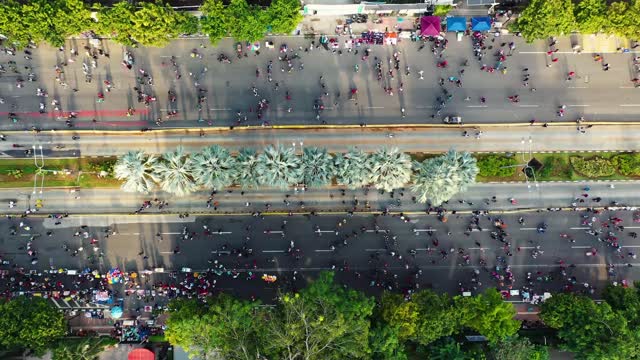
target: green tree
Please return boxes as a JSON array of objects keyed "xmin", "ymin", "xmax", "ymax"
[
  {"xmin": 165, "ymin": 296, "xmax": 266, "ymax": 360},
  {"xmin": 516, "ymin": 0, "xmax": 575, "ymax": 42},
  {"xmin": 0, "ymin": 296, "xmax": 66, "ymax": 354},
  {"xmin": 302, "ymin": 147, "xmax": 335, "ymax": 187},
  {"xmin": 52, "ymin": 337, "xmax": 117, "ymax": 360},
  {"xmin": 130, "ymin": 1, "xmax": 185, "ymax": 47},
  {"xmin": 380, "ymin": 292, "xmax": 419, "ymax": 340},
  {"xmin": 225, "ymin": 0, "xmax": 269, "ymax": 42},
  {"xmin": 602, "ymin": 284, "xmax": 640, "ymax": 328},
  {"xmin": 411, "ymin": 150, "xmax": 478, "ymax": 205},
  {"xmin": 95, "ymin": 2, "xmax": 137, "ymax": 46},
  {"xmin": 334, "ymin": 148, "xmax": 370, "ymax": 189},
  {"xmin": 154, "ymin": 146, "xmax": 197, "ymax": 196},
  {"xmin": 114, "ymin": 150, "xmax": 159, "ymax": 193},
  {"xmin": 413, "ymin": 290, "xmax": 462, "ymax": 345},
  {"xmin": 255, "ymin": 145, "xmax": 302, "ymax": 188},
  {"xmin": 490, "ymin": 335, "xmax": 549, "ymax": 360},
  {"xmin": 455, "ymin": 289, "xmax": 520, "ymax": 343},
  {"xmin": 199, "ymin": 0, "xmax": 228, "ymax": 43},
  {"xmin": 606, "ymin": 1, "xmax": 640, "ymax": 39},
  {"xmin": 0, "ymin": 1, "xmax": 30, "ymax": 47},
  {"xmin": 266, "ymin": 0, "xmax": 302, "ymax": 34},
  {"xmin": 574, "ymin": 0, "xmax": 608, "ymax": 34},
  {"xmin": 265, "ymin": 272, "xmax": 375, "ymax": 360},
  {"xmin": 367, "ymin": 147, "xmax": 412, "ymax": 192},
  {"xmin": 540, "ymin": 293, "xmax": 635, "ymax": 359},
  {"xmin": 369, "ymin": 323, "xmax": 408, "ymax": 360},
  {"xmin": 175, "ymin": 12, "xmax": 200, "ymax": 35},
  {"xmin": 423, "ymin": 337, "xmax": 469, "ymax": 360}
]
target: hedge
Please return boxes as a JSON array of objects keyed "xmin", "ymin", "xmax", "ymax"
[
  {"xmin": 569, "ymin": 156, "xmax": 616, "ymax": 178},
  {"xmin": 477, "ymin": 155, "xmax": 517, "ymax": 178},
  {"xmin": 612, "ymin": 153, "xmax": 640, "ymax": 176}
]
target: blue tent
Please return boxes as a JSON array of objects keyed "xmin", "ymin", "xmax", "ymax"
[
  {"xmin": 471, "ymin": 17, "xmax": 492, "ymax": 32},
  {"xmin": 446, "ymin": 17, "xmax": 466, "ymax": 32}
]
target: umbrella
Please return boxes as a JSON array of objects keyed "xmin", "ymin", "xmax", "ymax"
[
  {"xmin": 128, "ymin": 348, "xmax": 155, "ymax": 360},
  {"xmin": 471, "ymin": 16, "xmax": 492, "ymax": 32},
  {"xmin": 110, "ymin": 306, "xmax": 123, "ymax": 319},
  {"xmin": 446, "ymin": 17, "xmax": 466, "ymax": 32},
  {"xmin": 420, "ymin": 16, "xmax": 441, "ymax": 36}
]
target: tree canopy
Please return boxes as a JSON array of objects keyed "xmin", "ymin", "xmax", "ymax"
[
  {"xmin": 540, "ymin": 292, "xmax": 636, "ymax": 359},
  {"xmin": 515, "ymin": 0, "xmax": 575, "ymax": 42},
  {"xmin": 0, "ymin": 296, "xmax": 67, "ymax": 354},
  {"xmin": 455, "ymin": 288, "xmax": 520, "ymax": 343}
]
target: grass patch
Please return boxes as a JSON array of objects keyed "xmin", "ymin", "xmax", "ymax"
[
  {"xmin": 0, "ymin": 157, "xmax": 117, "ymax": 188},
  {"xmin": 148, "ymin": 334, "xmax": 166, "ymax": 343}
]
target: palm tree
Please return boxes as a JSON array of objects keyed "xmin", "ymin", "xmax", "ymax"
[
  {"xmin": 190, "ymin": 145, "xmax": 238, "ymax": 190},
  {"xmin": 255, "ymin": 145, "xmax": 302, "ymax": 188},
  {"xmin": 411, "ymin": 149, "xmax": 478, "ymax": 205},
  {"xmin": 114, "ymin": 150, "xmax": 158, "ymax": 193},
  {"xmin": 302, "ymin": 147, "xmax": 334, "ymax": 187},
  {"xmin": 235, "ymin": 148, "xmax": 260, "ymax": 188},
  {"xmin": 154, "ymin": 146, "xmax": 198, "ymax": 196},
  {"xmin": 366, "ymin": 147, "xmax": 412, "ymax": 192},
  {"xmin": 334, "ymin": 148, "xmax": 370, "ymax": 189}
]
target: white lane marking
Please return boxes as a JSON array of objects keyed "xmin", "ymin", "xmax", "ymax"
[
  {"xmin": 620, "ymin": 86, "xmax": 636, "ymax": 89},
  {"xmin": 569, "ymin": 86, "xmax": 587, "ymax": 89},
  {"xmin": 366, "ymin": 106, "xmax": 384, "ymax": 109},
  {"xmin": 621, "ymin": 245, "xmax": 640, "ymax": 248},
  {"xmin": 519, "ymin": 246, "xmax": 535, "ymax": 249},
  {"xmin": 518, "ymin": 104, "xmax": 540, "ymax": 107},
  {"xmin": 468, "ymin": 247, "xmax": 490, "ymax": 250},
  {"xmin": 414, "ymin": 229, "xmax": 437, "ymax": 232},
  {"xmin": 415, "ymin": 105, "xmax": 433, "ymax": 109},
  {"xmin": 467, "ymin": 105, "xmax": 487, "ymax": 108},
  {"xmin": 114, "ymin": 232, "xmax": 140, "ymax": 235},
  {"xmin": 162, "ymin": 232, "xmax": 181, "ymax": 235},
  {"xmin": 571, "ymin": 246, "xmax": 591, "ymax": 249},
  {"xmin": 211, "ymin": 231, "xmax": 232, "ymax": 234},
  {"xmin": 365, "ymin": 248, "xmax": 386, "ymax": 251},
  {"xmin": 570, "ymin": 227, "xmax": 590, "ymax": 230},
  {"xmin": 365, "ymin": 229, "xmax": 389, "ymax": 233},
  {"xmin": 519, "ymin": 228, "xmax": 537, "ymax": 231},
  {"xmin": 415, "ymin": 248, "xmax": 430, "ymax": 251},
  {"xmin": 265, "ymin": 230, "xmax": 283, "ymax": 234},
  {"xmin": 620, "ymin": 104, "xmax": 640, "ymax": 107},
  {"xmin": 314, "ymin": 249, "xmax": 334, "ymax": 252},
  {"xmin": 623, "ymin": 226, "xmax": 640, "ymax": 229},
  {"xmin": 209, "ymin": 108, "xmax": 231, "ymax": 111},
  {"xmin": 317, "ymin": 230, "xmax": 334, "ymax": 233},
  {"xmin": 210, "ymin": 250, "xmax": 230, "ymax": 254},
  {"xmin": 160, "ymin": 55, "xmax": 181, "ymax": 58},
  {"xmin": 568, "ymin": 104, "xmax": 590, "ymax": 107},
  {"xmin": 262, "ymin": 250, "xmax": 285, "ymax": 253},
  {"xmin": 159, "ymin": 251, "xmax": 174, "ymax": 254}
]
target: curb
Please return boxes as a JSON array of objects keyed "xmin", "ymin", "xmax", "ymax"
[{"xmin": 6, "ymin": 121, "xmax": 640, "ymax": 135}]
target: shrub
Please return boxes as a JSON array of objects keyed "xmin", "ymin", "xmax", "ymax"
[
  {"xmin": 569, "ymin": 156, "xmax": 615, "ymax": 177},
  {"xmin": 612, "ymin": 153, "xmax": 640, "ymax": 176},
  {"xmin": 476, "ymin": 155, "xmax": 517, "ymax": 178},
  {"xmin": 538, "ymin": 155, "xmax": 572, "ymax": 179}
]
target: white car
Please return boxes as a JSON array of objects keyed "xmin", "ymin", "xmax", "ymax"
[{"xmin": 443, "ymin": 116, "xmax": 463, "ymax": 124}]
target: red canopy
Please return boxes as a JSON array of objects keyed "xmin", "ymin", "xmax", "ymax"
[
  {"xmin": 420, "ymin": 16, "xmax": 441, "ymax": 36},
  {"xmin": 128, "ymin": 348, "xmax": 155, "ymax": 360}
]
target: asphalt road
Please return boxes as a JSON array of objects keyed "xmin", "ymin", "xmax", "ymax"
[
  {"xmin": 0, "ymin": 36, "xmax": 639, "ymax": 130},
  {"xmin": 0, "ymin": 123, "xmax": 637, "ymax": 158},
  {"xmin": 7, "ymin": 181, "xmax": 636, "ymax": 215},
  {"xmin": 3, "ymin": 209, "xmax": 639, "ymax": 302}
]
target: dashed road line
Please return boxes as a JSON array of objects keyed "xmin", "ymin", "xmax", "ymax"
[
  {"xmin": 365, "ymin": 248, "xmax": 386, "ymax": 252},
  {"xmin": 314, "ymin": 249, "xmax": 335, "ymax": 252},
  {"xmin": 519, "ymin": 228, "xmax": 537, "ymax": 231},
  {"xmin": 570, "ymin": 227, "xmax": 590, "ymax": 230},
  {"xmin": 571, "ymin": 246, "xmax": 591, "ymax": 249},
  {"xmin": 518, "ymin": 104, "xmax": 540, "ymax": 108},
  {"xmin": 262, "ymin": 250, "xmax": 285, "ymax": 253},
  {"xmin": 620, "ymin": 104, "xmax": 640, "ymax": 107}
]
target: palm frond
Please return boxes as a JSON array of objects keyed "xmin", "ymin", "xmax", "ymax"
[
  {"xmin": 113, "ymin": 150, "xmax": 158, "ymax": 193},
  {"xmin": 302, "ymin": 147, "xmax": 334, "ymax": 187},
  {"xmin": 190, "ymin": 145, "xmax": 238, "ymax": 190},
  {"xmin": 334, "ymin": 148, "xmax": 370, "ymax": 189},
  {"xmin": 154, "ymin": 146, "xmax": 198, "ymax": 196},
  {"xmin": 255, "ymin": 145, "xmax": 302, "ymax": 188},
  {"xmin": 411, "ymin": 149, "xmax": 478, "ymax": 205},
  {"xmin": 235, "ymin": 148, "xmax": 260, "ymax": 188},
  {"xmin": 366, "ymin": 147, "xmax": 412, "ymax": 192}
]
